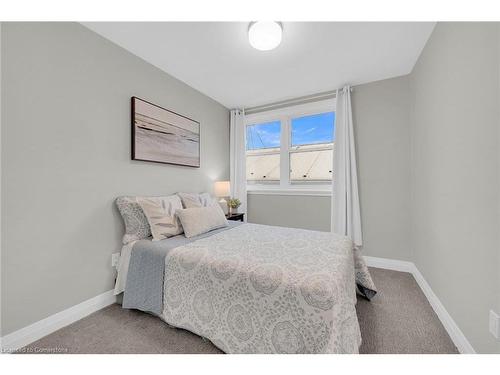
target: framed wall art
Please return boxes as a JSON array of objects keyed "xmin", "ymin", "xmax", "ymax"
[{"xmin": 131, "ymin": 97, "xmax": 200, "ymax": 167}]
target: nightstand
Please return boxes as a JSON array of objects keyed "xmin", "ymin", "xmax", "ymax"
[{"xmin": 226, "ymin": 212, "xmax": 245, "ymax": 222}]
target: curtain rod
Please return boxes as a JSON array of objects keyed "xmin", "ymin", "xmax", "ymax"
[{"xmin": 244, "ymin": 86, "xmax": 353, "ymax": 115}]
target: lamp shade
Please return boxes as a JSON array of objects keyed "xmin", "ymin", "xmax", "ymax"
[{"xmin": 214, "ymin": 181, "xmax": 230, "ymax": 197}]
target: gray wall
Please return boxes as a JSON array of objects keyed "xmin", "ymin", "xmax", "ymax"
[
  {"xmin": 1, "ymin": 23, "xmax": 229, "ymax": 335},
  {"xmin": 353, "ymin": 76, "xmax": 412, "ymax": 260},
  {"xmin": 410, "ymin": 22, "xmax": 500, "ymax": 353},
  {"xmin": 248, "ymin": 194, "xmax": 331, "ymax": 231},
  {"xmin": 248, "ymin": 75, "xmax": 412, "ymax": 261}
]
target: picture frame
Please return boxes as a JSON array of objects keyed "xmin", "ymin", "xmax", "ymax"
[{"xmin": 131, "ymin": 97, "xmax": 200, "ymax": 167}]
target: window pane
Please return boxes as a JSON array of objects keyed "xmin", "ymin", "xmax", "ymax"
[
  {"xmin": 246, "ymin": 121, "xmax": 281, "ymax": 150},
  {"xmin": 246, "ymin": 152, "xmax": 280, "ymax": 182},
  {"xmin": 246, "ymin": 121, "xmax": 281, "ymax": 182},
  {"xmin": 290, "ymin": 112, "xmax": 334, "ymax": 182},
  {"xmin": 291, "ymin": 112, "xmax": 335, "ymax": 146},
  {"xmin": 290, "ymin": 145, "xmax": 333, "ymax": 182}
]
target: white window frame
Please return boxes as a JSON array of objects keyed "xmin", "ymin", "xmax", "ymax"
[{"xmin": 245, "ymin": 99, "xmax": 336, "ymax": 196}]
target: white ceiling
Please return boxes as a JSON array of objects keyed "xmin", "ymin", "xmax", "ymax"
[{"xmin": 83, "ymin": 22, "xmax": 435, "ymax": 109}]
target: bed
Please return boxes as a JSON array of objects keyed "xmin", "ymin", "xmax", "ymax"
[{"xmin": 115, "ymin": 221, "xmax": 376, "ymax": 354}]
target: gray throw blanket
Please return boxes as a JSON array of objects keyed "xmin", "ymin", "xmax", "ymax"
[{"xmin": 122, "ymin": 222, "xmax": 242, "ymax": 315}]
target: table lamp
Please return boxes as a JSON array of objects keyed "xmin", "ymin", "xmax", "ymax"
[{"xmin": 214, "ymin": 181, "xmax": 230, "ymax": 215}]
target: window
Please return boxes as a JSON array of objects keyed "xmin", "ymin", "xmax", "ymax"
[{"xmin": 245, "ymin": 100, "xmax": 335, "ymax": 193}]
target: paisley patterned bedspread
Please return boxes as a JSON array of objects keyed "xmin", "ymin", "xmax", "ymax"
[{"xmin": 162, "ymin": 223, "xmax": 376, "ymax": 354}]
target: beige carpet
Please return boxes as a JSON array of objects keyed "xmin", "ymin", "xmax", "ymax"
[{"xmin": 20, "ymin": 268, "xmax": 458, "ymax": 354}]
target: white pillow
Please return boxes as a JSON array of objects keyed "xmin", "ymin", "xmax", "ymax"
[
  {"xmin": 177, "ymin": 192, "xmax": 203, "ymax": 208},
  {"xmin": 199, "ymin": 192, "xmax": 217, "ymax": 207},
  {"xmin": 137, "ymin": 195, "xmax": 184, "ymax": 241},
  {"xmin": 177, "ymin": 192, "xmax": 217, "ymax": 208},
  {"xmin": 176, "ymin": 205, "xmax": 228, "ymax": 238}
]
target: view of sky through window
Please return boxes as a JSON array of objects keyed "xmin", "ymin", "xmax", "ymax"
[
  {"xmin": 246, "ymin": 113, "xmax": 335, "ymax": 150},
  {"xmin": 291, "ymin": 112, "xmax": 335, "ymax": 146},
  {"xmin": 246, "ymin": 121, "xmax": 281, "ymax": 150}
]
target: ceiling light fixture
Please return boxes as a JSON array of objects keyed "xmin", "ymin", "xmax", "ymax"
[{"xmin": 248, "ymin": 21, "xmax": 282, "ymax": 51}]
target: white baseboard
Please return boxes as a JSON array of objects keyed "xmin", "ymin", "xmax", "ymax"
[
  {"xmin": 364, "ymin": 255, "xmax": 414, "ymax": 273},
  {"xmin": 1, "ymin": 290, "xmax": 116, "ymax": 352},
  {"xmin": 410, "ymin": 267, "xmax": 476, "ymax": 354},
  {"xmin": 364, "ymin": 255, "xmax": 476, "ymax": 354}
]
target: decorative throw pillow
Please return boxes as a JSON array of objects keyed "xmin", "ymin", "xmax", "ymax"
[
  {"xmin": 137, "ymin": 195, "xmax": 184, "ymax": 241},
  {"xmin": 115, "ymin": 196, "xmax": 152, "ymax": 244},
  {"xmin": 176, "ymin": 205, "xmax": 228, "ymax": 238}
]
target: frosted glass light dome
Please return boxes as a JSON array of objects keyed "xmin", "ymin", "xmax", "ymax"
[{"xmin": 248, "ymin": 22, "xmax": 282, "ymax": 51}]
